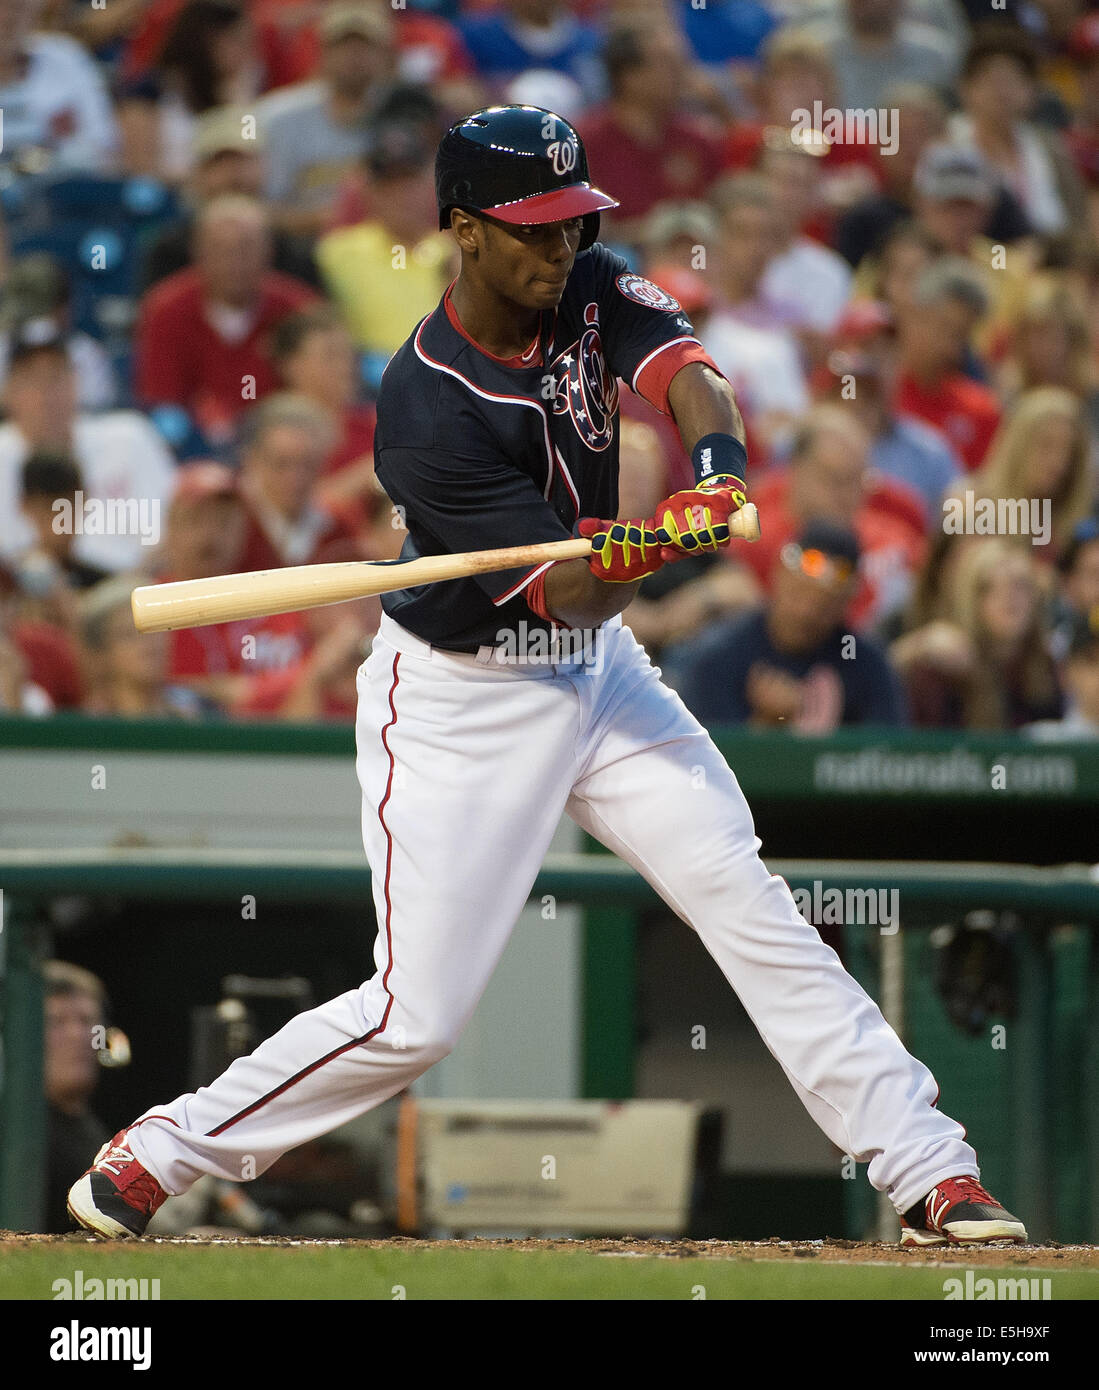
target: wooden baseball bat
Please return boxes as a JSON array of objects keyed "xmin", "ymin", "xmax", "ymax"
[{"xmin": 132, "ymin": 504, "xmax": 760, "ymax": 633}]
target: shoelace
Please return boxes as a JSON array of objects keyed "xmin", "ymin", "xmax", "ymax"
[{"xmin": 945, "ymin": 1176, "xmax": 997, "ymax": 1205}]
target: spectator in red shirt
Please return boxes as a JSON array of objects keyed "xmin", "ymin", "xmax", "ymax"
[
  {"xmin": 270, "ymin": 305, "xmax": 378, "ymax": 528},
  {"xmin": 735, "ymin": 404, "xmax": 927, "ymax": 635},
  {"xmin": 158, "ymin": 459, "xmax": 310, "ymax": 708},
  {"xmin": 236, "ymin": 393, "xmax": 359, "ymax": 571},
  {"xmin": 579, "ymin": 21, "xmax": 723, "ymax": 245},
  {"xmin": 234, "ymin": 595, "xmax": 373, "ymax": 722},
  {"xmin": 0, "ymin": 557, "xmax": 83, "ymax": 712},
  {"xmin": 891, "ymin": 257, "xmax": 1001, "ymax": 471},
  {"xmin": 135, "ymin": 195, "xmax": 318, "ymax": 448}
]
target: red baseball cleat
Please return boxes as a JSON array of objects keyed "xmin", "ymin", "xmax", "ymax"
[
  {"xmin": 900, "ymin": 1175, "xmax": 1027, "ymax": 1246},
  {"xmin": 67, "ymin": 1129, "xmax": 169, "ymax": 1238}
]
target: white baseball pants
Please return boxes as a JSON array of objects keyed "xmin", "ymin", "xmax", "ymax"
[{"xmin": 129, "ymin": 612, "xmax": 978, "ymax": 1214}]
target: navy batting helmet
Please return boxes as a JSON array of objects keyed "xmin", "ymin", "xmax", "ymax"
[{"xmin": 435, "ymin": 105, "xmax": 619, "ymax": 252}]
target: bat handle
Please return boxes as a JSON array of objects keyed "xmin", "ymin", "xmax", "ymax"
[{"xmin": 730, "ymin": 503, "xmax": 760, "ymax": 542}]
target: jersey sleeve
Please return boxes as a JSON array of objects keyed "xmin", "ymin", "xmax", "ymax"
[
  {"xmin": 591, "ymin": 244, "xmax": 726, "ymax": 416},
  {"xmin": 375, "ymin": 446, "xmax": 573, "ymax": 605}
]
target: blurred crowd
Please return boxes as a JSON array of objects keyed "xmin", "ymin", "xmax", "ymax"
[{"xmin": 1, "ymin": 0, "xmax": 1099, "ymax": 734}]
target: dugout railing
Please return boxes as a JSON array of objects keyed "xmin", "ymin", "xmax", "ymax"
[{"xmin": 2, "ymin": 847, "xmax": 1097, "ymax": 1241}]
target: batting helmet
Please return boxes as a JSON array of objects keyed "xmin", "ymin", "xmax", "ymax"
[{"xmin": 436, "ymin": 105, "xmax": 619, "ymax": 252}]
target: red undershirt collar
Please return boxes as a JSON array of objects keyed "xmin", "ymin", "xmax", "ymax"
[{"xmin": 444, "ymin": 281, "xmax": 543, "ymax": 368}]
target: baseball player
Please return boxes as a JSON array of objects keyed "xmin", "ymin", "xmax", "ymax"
[{"xmin": 69, "ymin": 106, "xmax": 1025, "ymax": 1248}]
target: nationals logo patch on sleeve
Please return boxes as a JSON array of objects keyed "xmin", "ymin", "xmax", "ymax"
[{"xmin": 614, "ymin": 272, "xmax": 681, "ymax": 313}]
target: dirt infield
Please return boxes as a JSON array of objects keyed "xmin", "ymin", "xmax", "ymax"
[{"xmin": 3, "ymin": 1231, "xmax": 1096, "ymax": 1268}]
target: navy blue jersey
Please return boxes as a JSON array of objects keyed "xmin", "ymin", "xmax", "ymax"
[{"xmin": 373, "ymin": 242, "xmax": 704, "ymax": 651}]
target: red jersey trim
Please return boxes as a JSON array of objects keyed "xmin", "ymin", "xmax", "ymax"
[
  {"xmin": 633, "ymin": 340, "xmax": 726, "ymax": 416},
  {"xmin": 494, "ymin": 559, "xmax": 555, "ymax": 606}
]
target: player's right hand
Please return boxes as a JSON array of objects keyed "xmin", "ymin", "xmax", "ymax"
[
  {"xmin": 652, "ymin": 478, "xmax": 747, "ymax": 555},
  {"xmin": 579, "ymin": 517, "xmax": 666, "ymax": 583}
]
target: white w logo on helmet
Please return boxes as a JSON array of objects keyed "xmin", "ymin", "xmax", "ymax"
[{"xmin": 546, "ymin": 139, "xmax": 578, "ymax": 177}]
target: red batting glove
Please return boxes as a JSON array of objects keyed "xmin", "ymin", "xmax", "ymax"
[
  {"xmin": 653, "ymin": 475, "xmax": 748, "ymax": 556},
  {"xmin": 579, "ymin": 516, "xmax": 666, "ymax": 582}
]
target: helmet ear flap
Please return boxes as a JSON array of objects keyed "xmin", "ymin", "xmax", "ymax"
[{"xmin": 579, "ymin": 213, "xmax": 599, "ymax": 252}]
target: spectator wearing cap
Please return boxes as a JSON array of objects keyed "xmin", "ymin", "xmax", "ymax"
[
  {"xmin": 948, "ymin": 21, "xmax": 1085, "ymax": 237},
  {"xmin": 638, "ymin": 202, "xmax": 720, "ymax": 276},
  {"xmin": 139, "ymin": 106, "xmax": 322, "ymax": 293},
  {"xmin": 156, "ymin": 459, "xmax": 309, "ymax": 709},
  {"xmin": 80, "ymin": 573, "xmax": 219, "ymax": 717},
  {"xmin": 135, "ymin": 195, "xmax": 318, "ymax": 447},
  {"xmin": 813, "ymin": 301, "xmax": 962, "ymax": 520},
  {"xmin": 579, "ymin": 22, "xmax": 724, "ymax": 244},
  {"xmin": 271, "ymin": 305, "xmax": 383, "ymax": 533},
  {"xmin": 756, "ymin": 137, "xmax": 854, "ymax": 337},
  {"xmin": 891, "ymin": 258, "xmax": 1002, "ymax": 471},
  {"xmin": 0, "ymin": 0, "xmax": 117, "ymax": 174},
  {"xmin": 257, "ymin": 4, "xmax": 407, "ymax": 240},
  {"xmin": 237, "ymin": 392, "xmax": 359, "ymax": 572},
  {"xmin": 316, "ymin": 125, "xmax": 454, "ymax": 359},
  {"xmin": 734, "ymin": 404, "xmax": 928, "ymax": 635},
  {"xmin": 0, "ymin": 324, "xmax": 176, "ymax": 572},
  {"xmin": 1027, "ymin": 609, "xmax": 1099, "ymax": 740},
  {"xmin": 852, "ymin": 144, "xmax": 1034, "ymax": 362},
  {"xmin": 457, "ymin": 0, "xmax": 603, "ymax": 106},
  {"xmin": 891, "ymin": 538, "xmax": 1062, "ymax": 730},
  {"xmin": 0, "ymin": 255, "xmax": 117, "ymax": 409},
  {"xmin": 835, "ymin": 84, "xmax": 1033, "ymax": 269},
  {"xmin": 796, "ymin": 0, "xmax": 960, "ymax": 113},
  {"xmin": 673, "ymin": 521, "xmax": 906, "ymax": 732}
]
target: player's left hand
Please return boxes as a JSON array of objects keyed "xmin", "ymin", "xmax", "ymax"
[{"xmin": 652, "ymin": 475, "xmax": 748, "ymax": 556}]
